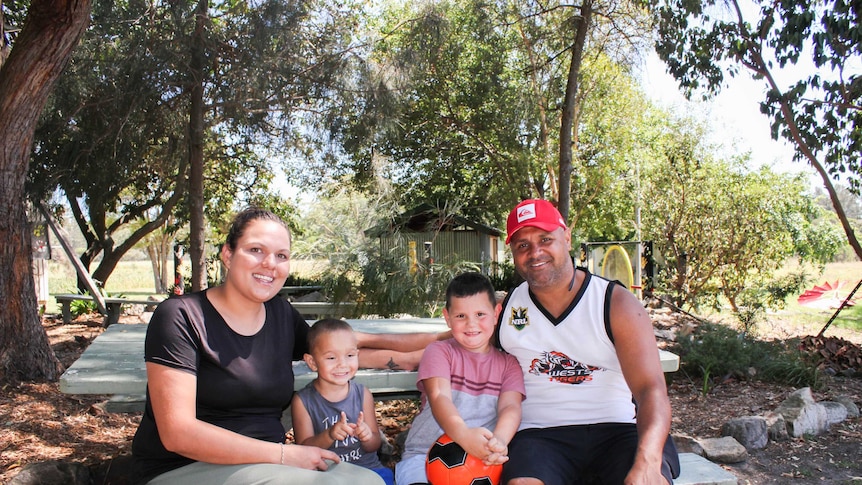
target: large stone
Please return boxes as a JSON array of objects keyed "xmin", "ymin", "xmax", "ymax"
[
  {"xmin": 822, "ymin": 401, "xmax": 849, "ymax": 426},
  {"xmin": 8, "ymin": 461, "xmax": 90, "ymax": 485},
  {"xmin": 720, "ymin": 416, "xmax": 768, "ymax": 450},
  {"xmin": 671, "ymin": 433, "xmax": 705, "ymax": 455},
  {"xmin": 700, "ymin": 436, "xmax": 748, "ymax": 464},
  {"xmin": 835, "ymin": 395, "xmax": 860, "ymax": 418},
  {"xmin": 775, "ymin": 387, "xmax": 829, "ymax": 437}
]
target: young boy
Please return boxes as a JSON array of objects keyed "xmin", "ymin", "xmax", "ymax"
[
  {"xmin": 291, "ymin": 319, "xmax": 394, "ymax": 485},
  {"xmin": 395, "ymin": 272, "xmax": 525, "ymax": 485}
]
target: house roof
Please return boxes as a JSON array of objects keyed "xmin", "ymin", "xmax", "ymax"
[{"xmin": 364, "ymin": 203, "xmax": 501, "ymax": 238}]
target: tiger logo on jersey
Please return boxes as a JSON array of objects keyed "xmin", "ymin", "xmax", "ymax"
[
  {"xmin": 508, "ymin": 307, "xmax": 529, "ymax": 331},
  {"xmin": 529, "ymin": 351, "xmax": 601, "ymax": 385}
]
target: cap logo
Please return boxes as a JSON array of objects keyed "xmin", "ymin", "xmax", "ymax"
[{"xmin": 516, "ymin": 203, "xmax": 537, "ymax": 223}]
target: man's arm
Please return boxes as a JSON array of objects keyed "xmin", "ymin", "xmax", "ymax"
[
  {"xmin": 608, "ymin": 288, "xmax": 672, "ymax": 484},
  {"xmin": 356, "ymin": 330, "xmax": 452, "ymax": 370}
]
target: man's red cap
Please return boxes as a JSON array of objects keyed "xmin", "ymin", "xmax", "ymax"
[{"xmin": 505, "ymin": 199, "xmax": 568, "ymax": 244}]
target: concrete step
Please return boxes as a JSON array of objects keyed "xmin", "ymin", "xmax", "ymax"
[{"xmin": 675, "ymin": 453, "xmax": 738, "ymax": 485}]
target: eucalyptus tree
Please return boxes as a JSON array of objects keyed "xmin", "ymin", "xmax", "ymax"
[
  {"xmin": 327, "ymin": 0, "xmax": 533, "ymax": 224},
  {"xmin": 29, "ymin": 0, "xmax": 189, "ymax": 291},
  {"xmin": 0, "ymin": 0, "xmax": 90, "ymax": 381},
  {"xmin": 648, "ymin": 0, "xmax": 862, "ymax": 260},
  {"xmin": 176, "ymin": 0, "xmax": 362, "ymax": 290},
  {"xmin": 500, "ymin": 0, "xmax": 652, "ymax": 221},
  {"xmin": 29, "ymin": 0, "xmax": 361, "ymax": 290},
  {"xmin": 326, "ymin": 0, "xmax": 653, "ymax": 233}
]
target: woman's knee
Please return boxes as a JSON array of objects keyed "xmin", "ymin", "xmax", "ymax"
[{"xmin": 325, "ymin": 462, "xmax": 385, "ymax": 485}]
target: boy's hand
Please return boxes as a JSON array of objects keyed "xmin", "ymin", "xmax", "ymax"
[
  {"xmin": 328, "ymin": 411, "xmax": 356, "ymax": 442},
  {"xmin": 354, "ymin": 411, "xmax": 373, "ymax": 442},
  {"xmin": 482, "ymin": 435, "xmax": 509, "ymax": 466},
  {"xmin": 456, "ymin": 427, "xmax": 496, "ymax": 464}
]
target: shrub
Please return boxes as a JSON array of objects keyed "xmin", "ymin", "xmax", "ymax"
[
  {"xmin": 674, "ymin": 320, "xmax": 822, "ymax": 393},
  {"xmin": 487, "ymin": 261, "xmax": 522, "ymax": 293}
]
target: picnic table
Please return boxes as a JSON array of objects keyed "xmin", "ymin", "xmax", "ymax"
[
  {"xmin": 55, "ymin": 293, "xmax": 163, "ymax": 327},
  {"xmin": 278, "ymin": 285, "xmax": 324, "ymax": 298},
  {"xmin": 59, "ymin": 318, "xmax": 680, "ymax": 412}
]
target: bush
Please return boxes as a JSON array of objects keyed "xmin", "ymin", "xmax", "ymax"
[
  {"xmin": 674, "ymin": 321, "xmax": 822, "ymax": 393},
  {"xmin": 69, "ymin": 297, "xmax": 98, "ymax": 318},
  {"xmin": 487, "ymin": 261, "xmax": 522, "ymax": 293},
  {"xmin": 354, "ymin": 249, "xmax": 480, "ymax": 317}
]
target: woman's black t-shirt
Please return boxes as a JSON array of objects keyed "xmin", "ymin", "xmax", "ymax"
[{"xmin": 131, "ymin": 290, "xmax": 309, "ymax": 484}]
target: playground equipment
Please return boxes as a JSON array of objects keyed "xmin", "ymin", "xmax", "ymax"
[{"xmin": 579, "ymin": 241, "xmax": 655, "ymax": 299}]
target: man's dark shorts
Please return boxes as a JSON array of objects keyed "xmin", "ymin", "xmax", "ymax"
[{"xmin": 502, "ymin": 423, "xmax": 679, "ymax": 485}]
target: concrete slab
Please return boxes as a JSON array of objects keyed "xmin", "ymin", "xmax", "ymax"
[{"xmin": 675, "ymin": 453, "xmax": 738, "ymax": 485}]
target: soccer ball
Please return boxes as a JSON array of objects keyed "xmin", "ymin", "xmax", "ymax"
[{"xmin": 425, "ymin": 433, "xmax": 503, "ymax": 485}]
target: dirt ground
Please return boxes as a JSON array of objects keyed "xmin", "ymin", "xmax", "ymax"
[{"xmin": 1, "ymin": 311, "xmax": 861, "ymax": 484}]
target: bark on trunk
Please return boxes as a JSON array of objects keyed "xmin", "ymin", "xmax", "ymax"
[
  {"xmin": 188, "ymin": 0, "xmax": 208, "ymax": 292},
  {"xmin": 558, "ymin": 0, "xmax": 592, "ymax": 223},
  {"xmin": 0, "ymin": 0, "xmax": 91, "ymax": 382}
]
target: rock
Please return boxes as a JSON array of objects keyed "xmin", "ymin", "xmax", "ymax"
[
  {"xmin": 720, "ymin": 416, "xmax": 768, "ymax": 450},
  {"xmin": 775, "ymin": 387, "xmax": 829, "ymax": 438},
  {"xmin": 834, "ymin": 395, "xmax": 860, "ymax": 418},
  {"xmin": 8, "ymin": 461, "xmax": 90, "ymax": 485},
  {"xmin": 700, "ymin": 436, "xmax": 748, "ymax": 464},
  {"xmin": 670, "ymin": 433, "xmax": 704, "ymax": 455},
  {"xmin": 822, "ymin": 401, "xmax": 849, "ymax": 426},
  {"xmin": 764, "ymin": 411, "xmax": 789, "ymax": 442}
]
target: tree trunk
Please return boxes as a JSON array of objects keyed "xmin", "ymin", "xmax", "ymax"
[
  {"xmin": 0, "ymin": 0, "xmax": 91, "ymax": 382},
  {"xmin": 558, "ymin": 0, "xmax": 592, "ymax": 223},
  {"xmin": 188, "ymin": 0, "xmax": 208, "ymax": 292}
]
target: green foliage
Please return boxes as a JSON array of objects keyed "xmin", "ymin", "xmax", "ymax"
[
  {"xmin": 68, "ymin": 289, "xmax": 126, "ymax": 318},
  {"xmin": 353, "ymin": 247, "xmax": 480, "ymax": 317},
  {"xmin": 69, "ymin": 298, "xmax": 98, "ymax": 318},
  {"xmin": 640, "ymin": 121, "xmax": 842, "ymax": 322},
  {"xmin": 487, "ymin": 261, "xmax": 521, "ymax": 293},
  {"xmin": 706, "ymin": 269, "xmax": 811, "ymax": 336},
  {"xmin": 28, "ymin": 0, "xmax": 359, "ymax": 287},
  {"xmin": 675, "ymin": 321, "xmax": 822, "ymax": 391},
  {"xmin": 321, "ymin": 0, "xmax": 654, "ymax": 234},
  {"xmin": 298, "ymin": 187, "xmax": 493, "ymax": 317}
]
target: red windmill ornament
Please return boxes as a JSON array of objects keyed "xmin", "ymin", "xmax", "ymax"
[{"xmin": 797, "ymin": 280, "xmax": 857, "ymax": 310}]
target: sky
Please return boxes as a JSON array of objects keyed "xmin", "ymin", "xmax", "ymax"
[{"xmin": 638, "ymin": 52, "xmax": 805, "ymax": 176}]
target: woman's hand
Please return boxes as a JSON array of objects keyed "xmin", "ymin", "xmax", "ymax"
[{"xmin": 283, "ymin": 443, "xmax": 341, "ymax": 470}]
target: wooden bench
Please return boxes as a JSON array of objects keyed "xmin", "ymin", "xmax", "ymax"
[{"xmin": 55, "ymin": 294, "xmax": 163, "ymax": 327}]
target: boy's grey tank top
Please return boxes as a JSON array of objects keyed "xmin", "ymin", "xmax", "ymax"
[{"xmin": 296, "ymin": 380, "xmax": 382, "ymax": 468}]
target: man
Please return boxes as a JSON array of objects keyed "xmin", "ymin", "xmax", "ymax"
[{"xmin": 496, "ymin": 199, "xmax": 678, "ymax": 485}]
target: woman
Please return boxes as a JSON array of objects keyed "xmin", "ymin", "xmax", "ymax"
[{"xmin": 131, "ymin": 207, "xmax": 384, "ymax": 485}]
